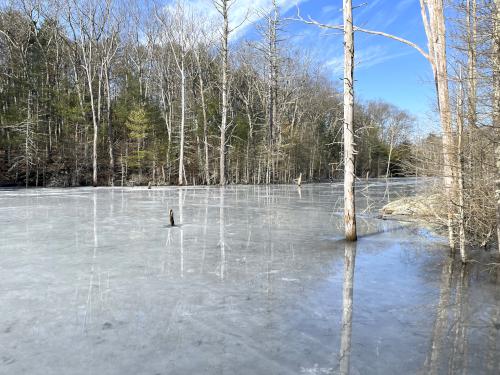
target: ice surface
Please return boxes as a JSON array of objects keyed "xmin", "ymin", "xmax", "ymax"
[{"xmin": 1, "ymin": 179, "xmax": 499, "ymax": 374}]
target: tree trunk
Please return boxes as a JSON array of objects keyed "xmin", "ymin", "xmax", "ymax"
[
  {"xmin": 86, "ymin": 68, "xmax": 99, "ymax": 187},
  {"xmin": 343, "ymin": 0, "xmax": 357, "ymax": 241},
  {"xmin": 457, "ymin": 70, "xmax": 467, "ymax": 263},
  {"xmin": 105, "ymin": 67, "xmax": 114, "ymax": 186},
  {"xmin": 245, "ymin": 99, "xmax": 253, "ymax": 184},
  {"xmin": 493, "ymin": 0, "xmax": 500, "ymax": 254},
  {"xmin": 385, "ymin": 131, "xmax": 394, "ymax": 179},
  {"xmin": 179, "ymin": 62, "xmax": 186, "ymax": 186},
  {"xmin": 421, "ymin": 0, "xmax": 456, "ymax": 249},
  {"xmin": 196, "ymin": 55, "xmax": 210, "ymax": 185},
  {"xmin": 219, "ymin": 0, "xmax": 229, "ymax": 186}
]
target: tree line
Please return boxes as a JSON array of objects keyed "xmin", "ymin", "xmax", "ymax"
[{"xmin": 0, "ymin": 0, "xmax": 415, "ymax": 188}]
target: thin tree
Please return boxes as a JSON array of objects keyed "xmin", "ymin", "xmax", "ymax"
[
  {"xmin": 213, "ymin": 0, "xmax": 231, "ymax": 185},
  {"xmin": 343, "ymin": 0, "xmax": 356, "ymax": 241},
  {"xmin": 156, "ymin": 1, "xmax": 198, "ymax": 185},
  {"xmin": 493, "ymin": 0, "xmax": 500, "ymax": 254},
  {"xmin": 66, "ymin": 0, "xmax": 114, "ymax": 187}
]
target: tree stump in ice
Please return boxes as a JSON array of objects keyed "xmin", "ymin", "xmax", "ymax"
[{"xmin": 169, "ymin": 209, "xmax": 175, "ymax": 227}]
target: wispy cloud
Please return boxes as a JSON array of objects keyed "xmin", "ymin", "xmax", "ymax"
[
  {"xmin": 172, "ymin": 0, "xmax": 309, "ymax": 39},
  {"xmin": 354, "ymin": 0, "xmax": 415, "ymax": 30},
  {"xmin": 323, "ymin": 44, "xmax": 415, "ymax": 75},
  {"xmin": 321, "ymin": 5, "xmax": 338, "ymax": 14},
  {"xmin": 356, "ymin": 45, "xmax": 414, "ymax": 69}
]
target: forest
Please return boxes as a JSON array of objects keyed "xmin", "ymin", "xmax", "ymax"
[{"xmin": 0, "ymin": 0, "xmax": 418, "ymax": 189}]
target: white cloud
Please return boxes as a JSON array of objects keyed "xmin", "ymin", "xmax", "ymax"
[
  {"xmin": 321, "ymin": 5, "xmax": 338, "ymax": 14},
  {"xmin": 356, "ymin": 45, "xmax": 414, "ymax": 69},
  {"xmin": 170, "ymin": 0, "xmax": 309, "ymax": 39},
  {"xmin": 323, "ymin": 44, "xmax": 415, "ymax": 76}
]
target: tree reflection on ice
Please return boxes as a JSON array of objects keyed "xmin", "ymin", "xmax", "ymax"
[{"xmin": 339, "ymin": 241, "xmax": 356, "ymax": 375}]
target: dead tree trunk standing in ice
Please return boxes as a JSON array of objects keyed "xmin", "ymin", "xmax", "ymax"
[
  {"xmin": 343, "ymin": 0, "xmax": 357, "ymax": 241},
  {"xmin": 220, "ymin": 2, "xmax": 229, "ymax": 186},
  {"xmin": 456, "ymin": 69, "xmax": 467, "ymax": 263},
  {"xmin": 163, "ymin": 3, "xmax": 188, "ymax": 186},
  {"xmin": 420, "ymin": 0, "xmax": 457, "ymax": 251},
  {"xmin": 179, "ymin": 59, "xmax": 186, "ymax": 186},
  {"xmin": 493, "ymin": 0, "xmax": 500, "ymax": 254},
  {"xmin": 104, "ymin": 66, "xmax": 114, "ymax": 186},
  {"xmin": 264, "ymin": 0, "xmax": 279, "ymax": 184},
  {"xmin": 102, "ymin": 21, "xmax": 120, "ymax": 186},
  {"xmin": 213, "ymin": 0, "xmax": 231, "ymax": 186},
  {"xmin": 194, "ymin": 49, "xmax": 211, "ymax": 185}
]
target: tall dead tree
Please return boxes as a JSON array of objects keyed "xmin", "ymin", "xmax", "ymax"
[
  {"xmin": 262, "ymin": 0, "xmax": 280, "ymax": 184},
  {"xmin": 493, "ymin": 0, "xmax": 500, "ymax": 254},
  {"xmin": 156, "ymin": 1, "xmax": 198, "ymax": 186},
  {"xmin": 420, "ymin": 0, "xmax": 456, "ymax": 251},
  {"xmin": 101, "ymin": 15, "xmax": 121, "ymax": 186},
  {"xmin": 67, "ymin": 0, "xmax": 114, "ymax": 187},
  {"xmin": 343, "ymin": 0, "xmax": 357, "ymax": 241},
  {"xmin": 213, "ymin": 0, "xmax": 231, "ymax": 186},
  {"xmin": 456, "ymin": 69, "xmax": 467, "ymax": 263},
  {"xmin": 291, "ymin": 3, "xmax": 358, "ymax": 240},
  {"xmin": 194, "ymin": 47, "xmax": 211, "ymax": 185}
]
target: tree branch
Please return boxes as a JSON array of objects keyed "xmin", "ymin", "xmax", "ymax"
[{"xmin": 288, "ymin": 8, "xmax": 430, "ymax": 61}]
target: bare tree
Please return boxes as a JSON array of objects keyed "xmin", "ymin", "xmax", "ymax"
[
  {"xmin": 343, "ymin": 0, "xmax": 356, "ymax": 241},
  {"xmin": 66, "ymin": 0, "xmax": 114, "ymax": 186},
  {"xmin": 194, "ymin": 46, "xmax": 211, "ymax": 184},
  {"xmin": 213, "ymin": 0, "xmax": 231, "ymax": 185},
  {"xmin": 456, "ymin": 69, "xmax": 467, "ymax": 263},
  {"xmin": 156, "ymin": 1, "xmax": 199, "ymax": 185},
  {"xmin": 255, "ymin": 0, "xmax": 281, "ymax": 183},
  {"xmin": 493, "ymin": 0, "xmax": 500, "ymax": 254},
  {"xmin": 101, "ymin": 10, "xmax": 121, "ymax": 186}
]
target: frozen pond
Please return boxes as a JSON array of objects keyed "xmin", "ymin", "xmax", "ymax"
[{"xmin": 1, "ymin": 179, "xmax": 499, "ymax": 374}]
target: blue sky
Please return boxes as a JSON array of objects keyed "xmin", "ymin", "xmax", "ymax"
[
  {"xmin": 180, "ymin": 0, "xmax": 440, "ymax": 133},
  {"xmin": 290, "ymin": 0, "xmax": 437, "ymax": 130}
]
